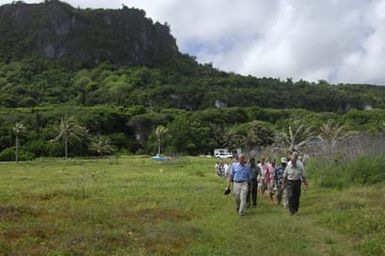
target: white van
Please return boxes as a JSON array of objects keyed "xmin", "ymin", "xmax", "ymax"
[{"xmin": 214, "ymin": 148, "xmax": 233, "ymax": 159}]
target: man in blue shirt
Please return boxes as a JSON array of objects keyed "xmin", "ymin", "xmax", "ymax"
[{"xmin": 226, "ymin": 154, "xmax": 251, "ymax": 216}]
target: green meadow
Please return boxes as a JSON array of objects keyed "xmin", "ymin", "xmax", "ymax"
[{"xmin": 0, "ymin": 156, "xmax": 384, "ymax": 255}]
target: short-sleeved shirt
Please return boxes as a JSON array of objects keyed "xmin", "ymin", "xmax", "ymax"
[
  {"xmin": 258, "ymin": 163, "xmax": 269, "ymax": 180},
  {"xmin": 230, "ymin": 162, "xmax": 251, "ymax": 182},
  {"xmin": 249, "ymin": 165, "xmax": 261, "ymax": 180},
  {"xmin": 274, "ymin": 165, "xmax": 285, "ymax": 188},
  {"xmin": 223, "ymin": 164, "xmax": 230, "ymax": 176},
  {"xmin": 283, "ymin": 160, "xmax": 305, "ymax": 181},
  {"xmin": 266, "ymin": 164, "xmax": 276, "ymax": 184}
]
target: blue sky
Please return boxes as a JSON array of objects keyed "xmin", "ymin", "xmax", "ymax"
[{"xmin": 1, "ymin": 0, "xmax": 385, "ymax": 85}]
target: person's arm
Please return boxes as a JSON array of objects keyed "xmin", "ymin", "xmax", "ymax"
[
  {"xmin": 227, "ymin": 164, "xmax": 234, "ymax": 188},
  {"xmin": 302, "ymin": 174, "xmax": 308, "ymax": 188},
  {"xmin": 301, "ymin": 164, "xmax": 308, "ymax": 188},
  {"xmin": 227, "ymin": 176, "xmax": 233, "ymax": 188},
  {"xmin": 281, "ymin": 166, "xmax": 288, "ymax": 191},
  {"xmin": 281, "ymin": 176, "xmax": 287, "ymax": 191},
  {"xmin": 247, "ymin": 166, "xmax": 252, "ymax": 182},
  {"xmin": 302, "ymin": 177, "xmax": 308, "ymax": 188}
]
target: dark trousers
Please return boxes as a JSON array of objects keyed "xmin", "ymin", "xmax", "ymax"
[
  {"xmin": 246, "ymin": 178, "xmax": 258, "ymax": 206},
  {"xmin": 275, "ymin": 186, "xmax": 283, "ymax": 204},
  {"xmin": 287, "ymin": 180, "xmax": 301, "ymax": 214}
]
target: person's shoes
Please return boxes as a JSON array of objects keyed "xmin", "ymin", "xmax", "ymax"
[{"xmin": 239, "ymin": 211, "xmax": 245, "ymax": 216}]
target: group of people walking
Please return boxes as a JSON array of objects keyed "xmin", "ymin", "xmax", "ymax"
[{"xmin": 219, "ymin": 152, "xmax": 308, "ymax": 216}]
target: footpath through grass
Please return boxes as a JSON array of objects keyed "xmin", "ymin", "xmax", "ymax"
[{"xmin": 0, "ymin": 156, "xmax": 384, "ymax": 255}]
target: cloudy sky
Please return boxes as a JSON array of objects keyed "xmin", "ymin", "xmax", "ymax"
[{"xmin": 1, "ymin": 0, "xmax": 385, "ymax": 85}]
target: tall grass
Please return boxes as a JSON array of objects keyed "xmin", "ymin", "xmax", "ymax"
[{"xmin": 307, "ymin": 155, "xmax": 385, "ymax": 189}]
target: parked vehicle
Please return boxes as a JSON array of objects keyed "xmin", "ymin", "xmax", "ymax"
[{"xmin": 214, "ymin": 148, "xmax": 233, "ymax": 159}]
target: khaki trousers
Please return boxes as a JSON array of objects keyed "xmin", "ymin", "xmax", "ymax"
[{"xmin": 233, "ymin": 182, "xmax": 248, "ymax": 215}]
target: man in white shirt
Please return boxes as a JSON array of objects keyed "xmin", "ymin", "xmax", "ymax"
[{"xmin": 282, "ymin": 152, "xmax": 308, "ymax": 215}]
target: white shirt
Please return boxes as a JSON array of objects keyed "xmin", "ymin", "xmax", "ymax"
[{"xmin": 283, "ymin": 160, "xmax": 305, "ymax": 181}]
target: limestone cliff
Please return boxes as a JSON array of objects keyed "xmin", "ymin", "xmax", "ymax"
[{"xmin": 0, "ymin": 0, "xmax": 179, "ymax": 67}]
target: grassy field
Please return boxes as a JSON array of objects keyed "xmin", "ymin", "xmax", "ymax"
[{"xmin": 0, "ymin": 156, "xmax": 384, "ymax": 255}]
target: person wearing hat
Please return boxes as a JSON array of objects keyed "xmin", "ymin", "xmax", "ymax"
[
  {"xmin": 275, "ymin": 157, "xmax": 287, "ymax": 205},
  {"xmin": 282, "ymin": 152, "xmax": 308, "ymax": 215}
]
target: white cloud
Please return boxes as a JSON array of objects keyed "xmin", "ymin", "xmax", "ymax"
[
  {"xmin": 130, "ymin": 0, "xmax": 385, "ymax": 85},
  {"xmin": 1, "ymin": 0, "xmax": 385, "ymax": 85}
]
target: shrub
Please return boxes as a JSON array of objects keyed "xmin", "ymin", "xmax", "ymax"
[
  {"xmin": 26, "ymin": 139, "xmax": 63, "ymax": 157},
  {"xmin": 349, "ymin": 156, "xmax": 385, "ymax": 184},
  {"xmin": 0, "ymin": 147, "xmax": 35, "ymax": 161},
  {"xmin": 307, "ymin": 155, "xmax": 385, "ymax": 188}
]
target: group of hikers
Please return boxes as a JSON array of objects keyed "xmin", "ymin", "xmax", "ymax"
[{"xmin": 215, "ymin": 152, "xmax": 308, "ymax": 216}]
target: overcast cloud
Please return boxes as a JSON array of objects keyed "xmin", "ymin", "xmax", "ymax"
[{"xmin": 1, "ymin": 0, "xmax": 385, "ymax": 85}]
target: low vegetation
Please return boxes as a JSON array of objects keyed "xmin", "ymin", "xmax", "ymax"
[{"xmin": 0, "ymin": 156, "xmax": 384, "ymax": 255}]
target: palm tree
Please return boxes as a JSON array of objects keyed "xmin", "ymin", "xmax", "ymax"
[
  {"xmin": 53, "ymin": 117, "xmax": 87, "ymax": 159},
  {"xmin": 13, "ymin": 122, "xmax": 27, "ymax": 163},
  {"xmin": 90, "ymin": 135, "xmax": 116, "ymax": 157},
  {"xmin": 318, "ymin": 120, "xmax": 355, "ymax": 154},
  {"xmin": 280, "ymin": 124, "xmax": 315, "ymax": 154},
  {"xmin": 155, "ymin": 125, "xmax": 168, "ymax": 156}
]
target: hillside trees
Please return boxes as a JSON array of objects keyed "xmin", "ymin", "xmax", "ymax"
[{"xmin": 1, "ymin": 59, "xmax": 385, "ymax": 111}]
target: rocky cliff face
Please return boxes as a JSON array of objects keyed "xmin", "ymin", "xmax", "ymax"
[{"xmin": 0, "ymin": 0, "xmax": 179, "ymax": 67}]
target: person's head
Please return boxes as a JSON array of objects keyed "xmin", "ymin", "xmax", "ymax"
[
  {"xmin": 291, "ymin": 152, "xmax": 299, "ymax": 162},
  {"xmin": 238, "ymin": 154, "xmax": 246, "ymax": 165},
  {"xmin": 248, "ymin": 157, "xmax": 256, "ymax": 167},
  {"xmin": 280, "ymin": 157, "xmax": 287, "ymax": 167},
  {"xmin": 260, "ymin": 157, "xmax": 265, "ymax": 164}
]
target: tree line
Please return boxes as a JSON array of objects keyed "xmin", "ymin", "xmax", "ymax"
[{"xmin": 1, "ymin": 105, "xmax": 385, "ymax": 161}]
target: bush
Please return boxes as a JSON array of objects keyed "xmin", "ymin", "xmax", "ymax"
[
  {"xmin": 26, "ymin": 139, "xmax": 63, "ymax": 157},
  {"xmin": 349, "ymin": 156, "xmax": 385, "ymax": 184},
  {"xmin": 307, "ymin": 155, "xmax": 385, "ymax": 188},
  {"xmin": 0, "ymin": 147, "xmax": 35, "ymax": 161}
]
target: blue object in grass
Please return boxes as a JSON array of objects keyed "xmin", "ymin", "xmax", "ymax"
[{"xmin": 152, "ymin": 154, "xmax": 168, "ymax": 161}]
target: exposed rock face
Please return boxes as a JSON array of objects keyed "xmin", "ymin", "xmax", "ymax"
[{"xmin": 0, "ymin": 0, "xmax": 179, "ymax": 67}]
